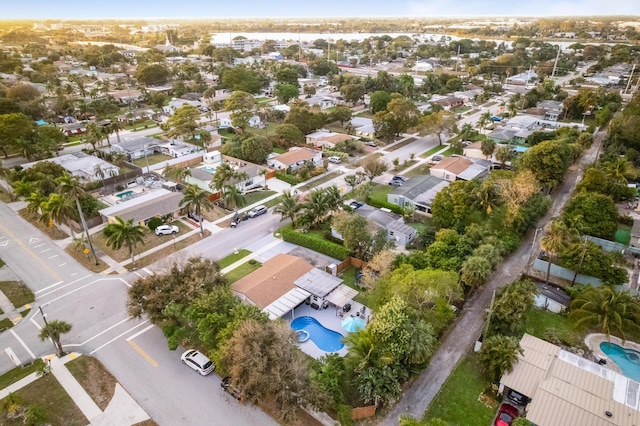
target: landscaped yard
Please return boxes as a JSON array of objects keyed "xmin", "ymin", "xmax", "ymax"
[
  {"xmin": 66, "ymin": 355, "xmax": 116, "ymax": 411},
  {"xmin": 246, "ymin": 123, "xmax": 280, "ymax": 137},
  {"xmin": 0, "ymin": 372, "xmax": 88, "ymax": 426},
  {"xmin": 18, "ymin": 210, "xmax": 68, "ymax": 240},
  {"xmin": 243, "ymin": 190, "xmax": 276, "ymax": 206},
  {"xmin": 298, "ymin": 171, "xmax": 342, "ymax": 191},
  {"xmin": 124, "ymin": 232, "xmax": 205, "ymax": 270},
  {"xmin": 405, "ymin": 164, "xmax": 430, "ymax": 177},
  {"xmin": 124, "ymin": 120, "xmax": 158, "ymax": 131},
  {"xmin": 218, "ymin": 249, "xmax": 252, "ymax": 269},
  {"xmin": 0, "ymin": 280, "xmax": 35, "ymax": 308},
  {"xmin": 424, "ymin": 353, "xmax": 497, "ymax": 425},
  {"xmin": 224, "ymin": 260, "xmax": 261, "ymax": 283},
  {"xmin": 421, "ymin": 145, "xmax": 447, "ymax": 158},
  {"xmin": 132, "ymin": 153, "xmax": 172, "ymax": 168},
  {"xmin": 0, "ymin": 359, "xmax": 44, "ymax": 390},
  {"xmin": 366, "ymin": 184, "xmax": 393, "ymax": 205},
  {"xmin": 522, "ymin": 307, "xmax": 584, "ymax": 349}
]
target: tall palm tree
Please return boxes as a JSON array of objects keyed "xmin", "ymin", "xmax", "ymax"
[
  {"xmin": 474, "ymin": 182, "xmax": 499, "ymax": 217},
  {"xmin": 38, "ymin": 319, "xmax": 72, "ymax": 357},
  {"xmin": 180, "ymin": 184, "xmax": 213, "ymax": 235},
  {"xmin": 56, "ymin": 173, "xmax": 98, "ymax": 264},
  {"xmin": 94, "ymin": 164, "xmax": 106, "ymax": 188},
  {"xmin": 25, "ymin": 191, "xmax": 46, "ymax": 215},
  {"xmin": 461, "ymin": 255, "xmax": 492, "ymax": 288},
  {"xmin": 209, "ymin": 162, "xmax": 235, "ymax": 195},
  {"xmin": 539, "ymin": 220, "xmax": 577, "ymax": 285},
  {"xmin": 494, "ymin": 146, "xmax": 512, "ymax": 169},
  {"xmin": 163, "ymin": 163, "xmax": 191, "ymax": 183},
  {"xmin": 222, "ymin": 185, "xmax": 246, "ymax": 212},
  {"xmin": 109, "ymin": 121, "xmax": 124, "ymax": 145},
  {"xmin": 304, "ymin": 188, "xmax": 330, "ymax": 228},
  {"xmin": 569, "ymin": 286, "xmax": 640, "ymax": 341},
  {"xmin": 478, "ymin": 111, "xmax": 492, "ymax": 134},
  {"xmin": 104, "ymin": 216, "xmax": 146, "ymax": 265},
  {"xmin": 273, "ymin": 191, "xmax": 302, "ymax": 226},
  {"xmin": 40, "ymin": 193, "xmax": 77, "ymax": 236}
]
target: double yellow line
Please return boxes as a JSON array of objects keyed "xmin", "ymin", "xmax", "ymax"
[
  {"xmin": 0, "ymin": 223, "xmax": 62, "ymax": 281},
  {"xmin": 128, "ymin": 340, "xmax": 159, "ymax": 367}
]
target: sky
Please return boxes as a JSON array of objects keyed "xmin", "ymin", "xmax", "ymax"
[{"xmin": 3, "ymin": 0, "xmax": 639, "ymax": 19}]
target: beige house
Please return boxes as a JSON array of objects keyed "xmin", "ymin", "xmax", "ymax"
[
  {"xmin": 267, "ymin": 148, "xmax": 322, "ymax": 171},
  {"xmin": 429, "ymin": 155, "xmax": 491, "ymax": 182},
  {"xmin": 500, "ymin": 334, "xmax": 640, "ymax": 426}
]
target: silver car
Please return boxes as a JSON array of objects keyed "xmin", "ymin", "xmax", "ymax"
[{"xmin": 155, "ymin": 225, "xmax": 179, "ymax": 235}]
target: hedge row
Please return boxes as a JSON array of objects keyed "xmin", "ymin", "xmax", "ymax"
[
  {"xmin": 276, "ymin": 172, "xmax": 300, "ymax": 185},
  {"xmin": 280, "ymin": 227, "xmax": 350, "ymax": 260},
  {"xmin": 365, "ymin": 196, "xmax": 404, "ymax": 215}
]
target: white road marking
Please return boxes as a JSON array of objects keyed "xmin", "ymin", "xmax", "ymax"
[
  {"xmin": 5, "ymin": 348, "xmax": 21, "ymax": 366},
  {"xmin": 142, "ymin": 268, "xmax": 154, "ymax": 276},
  {"xmin": 133, "ymin": 270, "xmax": 144, "ymax": 278},
  {"xmin": 9, "ymin": 330, "xmax": 36, "ymax": 359},
  {"xmin": 58, "ymin": 263, "xmax": 67, "ymax": 267},
  {"xmin": 126, "ymin": 324, "xmax": 155, "ymax": 341},
  {"xmin": 117, "ymin": 277, "xmax": 132, "ymax": 288},
  {"xmin": 40, "ymin": 248, "xmax": 51, "ymax": 253},
  {"xmin": 30, "ymin": 316, "xmax": 42, "ymax": 330},
  {"xmin": 90, "ymin": 320, "xmax": 149, "ymax": 355},
  {"xmin": 80, "ymin": 316, "xmax": 133, "ymax": 346},
  {"xmin": 35, "ymin": 273, "xmax": 91, "ymax": 295},
  {"xmin": 37, "ymin": 274, "xmax": 94, "ymax": 299},
  {"xmin": 28, "ymin": 237, "xmax": 42, "ymax": 244},
  {"xmin": 70, "ymin": 273, "xmax": 77, "ymax": 276},
  {"xmin": 48, "ymin": 255, "xmax": 58, "ymax": 259},
  {"xmin": 0, "ymin": 241, "xmax": 8, "ymax": 247},
  {"xmin": 32, "ymin": 243, "xmax": 46, "ymax": 249}
]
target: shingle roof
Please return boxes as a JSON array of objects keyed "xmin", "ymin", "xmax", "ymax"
[
  {"xmin": 390, "ymin": 175, "xmax": 449, "ymax": 202},
  {"xmin": 231, "ymin": 254, "xmax": 314, "ymax": 308},
  {"xmin": 272, "ymin": 149, "xmax": 317, "ymax": 166},
  {"xmin": 430, "ymin": 156, "xmax": 473, "ymax": 175}
]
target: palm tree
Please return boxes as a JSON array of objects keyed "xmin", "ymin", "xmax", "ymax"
[
  {"xmin": 163, "ymin": 163, "xmax": 191, "ymax": 183},
  {"xmin": 304, "ymin": 188, "xmax": 330, "ymax": 228},
  {"xmin": 479, "ymin": 334, "xmax": 523, "ymax": 382},
  {"xmin": 481, "ymin": 139, "xmax": 496, "ymax": 159},
  {"xmin": 494, "ymin": 146, "xmax": 512, "ymax": 169},
  {"xmin": 478, "ymin": 111, "xmax": 492, "ymax": 134},
  {"xmin": 568, "ymin": 286, "xmax": 640, "ymax": 341},
  {"xmin": 273, "ymin": 191, "xmax": 302, "ymax": 226},
  {"xmin": 109, "ymin": 120, "xmax": 124, "ymax": 145},
  {"xmin": 38, "ymin": 319, "xmax": 72, "ymax": 357},
  {"xmin": 94, "ymin": 164, "xmax": 106, "ymax": 188},
  {"xmin": 25, "ymin": 191, "xmax": 46, "ymax": 215},
  {"xmin": 56, "ymin": 173, "xmax": 98, "ymax": 263},
  {"xmin": 40, "ymin": 193, "xmax": 77, "ymax": 236},
  {"xmin": 604, "ymin": 157, "xmax": 634, "ymax": 183},
  {"xmin": 222, "ymin": 185, "xmax": 246, "ymax": 212},
  {"xmin": 539, "ymin": 220, "xmax": 577, "ymax": 285},
  {"xmin": 209, "ymin": 162, "xmax": 235, "ymax": 195},
  {"xmin": 104, "ymin": 216, "xmax": 146, "ymax": 265},
  {"xmin": 180, "ymin": 184, "xmax": 213, "ymax": 235},
  {"xmin": 474, "ymin": 182, "xmax": 499, "ymax": 216},
  {"xmin": 461, "ymin": 255, "xmax": 492, "ymax": 288}
]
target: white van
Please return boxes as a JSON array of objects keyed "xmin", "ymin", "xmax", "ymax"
[{"xmin": 328, "ymin": 156, "xmax": 342, "ymax": 164}]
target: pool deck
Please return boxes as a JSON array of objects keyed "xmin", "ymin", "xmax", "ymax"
[
  {"xmin": 288, "ymin": 301, "xmax": 370, "ymax": 359},
  {"xmin": 584, "ymin": 333, "xmax": 640, "ymax": 375}
]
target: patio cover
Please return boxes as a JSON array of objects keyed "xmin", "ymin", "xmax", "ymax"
[
  {"xmin": 263, "ymin": 287, "xmax": 311, "ymax": 320},
  {"xmin": 294, "ymin": 268, "xmax": 342, "ymax": 298},
  {"xmin": 324, "ymin": 284, "xmax": 359, "ymax": 308}
]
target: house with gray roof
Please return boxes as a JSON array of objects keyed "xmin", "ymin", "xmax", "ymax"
[
  {"xmin": 99, "ymin": 188, "xmax": 184, "ymax": 225},
  {"xmin": 387, "ymin": 175, "xmax": 450, "ymax": 215},
  {"xmin": 22, "ymin": 152, "xmax": 119, "ymax": 183},
  {"xmin": 332, "ymin": 205, "xmax": 417, "ymax": 248},
  {"xmin": 109, "ymin": 137, "xmax": 161, "ymax": 160}
]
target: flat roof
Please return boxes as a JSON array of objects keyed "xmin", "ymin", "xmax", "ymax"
[{"xmin": 99, "ymin": 188, "xmax": 183, "ymax": 223}]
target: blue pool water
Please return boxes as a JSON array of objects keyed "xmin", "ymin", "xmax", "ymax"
[
  {"xmin": 116, "ymin": 190, "xmax": 134, "ymax": 199},
  {"xmin": 291, "ymin": 316, "xmax": 344, "ymax": 352},
  {"xmin": 201, "ymin": 166, "xmax": 217, "ymax": 174},
  {"xmin": 600, "ymin": 342, "xmax": 640, "ymax": 381}
]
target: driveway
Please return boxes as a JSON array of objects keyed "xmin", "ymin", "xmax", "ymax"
[{"xmin": 380, "ymin": 130, "xmax": 606, "ymax": 424}]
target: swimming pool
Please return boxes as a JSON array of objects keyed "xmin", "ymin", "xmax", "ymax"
[
  {"xmin": 116, "ymin": 190, "xmax": 134, "ymax": 199},
  {"xmin": 200, "ymin": 166, "xmax": 217, "ymax": 174},
  {"xmin": 601, "ymin": 342, "xmax": 640, "ymax": 381},
  {"xmin": 291, "ymin": 316, "xmax": 344, "ymax": 352}
]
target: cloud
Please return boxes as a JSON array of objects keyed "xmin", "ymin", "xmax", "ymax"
[{"xmin": 407, "ymin": 0, "xmax": 640, "ymax": 16}]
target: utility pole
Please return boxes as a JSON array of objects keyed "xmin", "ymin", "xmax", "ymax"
[
  {"xmin": 39, "ymin": 306, "xmax": 59, "ymax": 355},
  {"xmin": 625, "ymin": 64, "xmax": 636, "ymax": 95},
  {"xmin": 551, "ymin": 45, "xmax": 561, "ymax": 79},
  {"xmin": 571, "ymin": 237, "xmax": 589, "ymax": 286},
  {"xmin": 482, "ymin": 289, "xmax": 497, "ymax": 340},
  {"xmin": 526, "ymin": 227, "xmax": 543, "ymax": 275}
]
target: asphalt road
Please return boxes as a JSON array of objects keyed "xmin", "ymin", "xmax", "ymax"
[{"xmin": 380, "ymin": 130, "xmax": 606, "ymax": 424}]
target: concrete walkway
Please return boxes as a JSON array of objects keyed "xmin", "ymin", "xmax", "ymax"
[{"xmin": 0, "ymin": 353, "xmax": 151, "ymax": 426}]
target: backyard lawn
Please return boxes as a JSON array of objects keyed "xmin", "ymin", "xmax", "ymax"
[
  {"xmin": 424, "ymin": 353, "xmax": 497, "ymax": 425},
  {"xmin": 405, "ymin": 164, "xmax": 430, "ymax": 177},
  {"xmin": 522, "ymin": 307, "xmax": 584, "ymax": 349},
  {"xmin": 132, "ymin": 153, "xmax": 172, "ymax": 168}
]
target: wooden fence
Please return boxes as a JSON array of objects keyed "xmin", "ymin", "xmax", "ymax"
[
  {"xmin": 351, "ymin": 405, "xmax": 376, "ymax": 420},
  {"xmin": 328, "ymin": 257, "xmax": 368, "ymax": 275}
]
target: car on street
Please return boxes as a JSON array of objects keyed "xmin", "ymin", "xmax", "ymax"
[
  {"xmin": 247, "ymin": 205, "xmax": 268, "ymax": 218},
  {"xmin": 155, "ymin": 225, "xmax": 179, "ymax": 235},
  {"xmin": 181, "ymin": 349, "xmax": 215, "ymax": 375},
  {"xmin": 392, "ymin": 175, "xmax": 408, "ymax": 183},
  {"xmin": 221, "ymin": 376, "xmax": 243, "ymax": 401},
  {"xmin": 388, "ymin": 180, "xmax": 403, "ymax": 187},
  {"xmin": 328, "ymin": 156, "xmax": 342, "ymax": 164},
  {"xmin": 494, "ymin": 403, "xmax": 518, "ymax": 426}
]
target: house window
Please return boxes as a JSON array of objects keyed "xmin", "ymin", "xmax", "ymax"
[{"xmin": 389, "ymin": 231, "xmax": 395, "ymax": 236}]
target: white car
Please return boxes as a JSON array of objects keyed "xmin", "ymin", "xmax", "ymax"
[
  {"xmin": 155, "ymin": 225, "xmax": 179, "ymax": 235},
  {"xmin": 181, "ymin": 349, "xmax": 215, "ymax": 376},
  {"xmin": 247, "ymin": 205, "xmax": 267, "ymax": 218},
  {"xmin": 328, "ymin": 156, "xmax": 342, "ymax": 164}
]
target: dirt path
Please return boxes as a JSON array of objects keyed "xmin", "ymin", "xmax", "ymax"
[{"xmin": 380, "ymin": 130, "xmax": 606, "ymax": 424}]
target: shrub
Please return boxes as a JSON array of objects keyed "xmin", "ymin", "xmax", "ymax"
[
  {"xmin": 275, "ymin": 172, "xmax": 300, "ymax": 185},
  {"xmin": 147, "ymin": 217, "xmax": 163, "ymax": 231},
  {"xmin": 619, "ymin": 215, "xmax": 634, "ymax": 226},
  {"xmin": 281, "ymin": 227, "xmax": 350, "ymax": 260},
  {"xmin": 364, "ymin": 196, "xmax": 404, "ymax": 214}
]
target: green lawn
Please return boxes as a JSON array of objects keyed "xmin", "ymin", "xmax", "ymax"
[
  {"xmin": 246, "ymin": 123, "xmax": 280, "ymax": 137},
  {"xmin": 242, "ymin": 190, "xmax": 277, "ymax": 206},
  {"xmin": 340, "ymin": 266, "xmax": 369, "ymax": 305},
  {"xmin": 0, "ymin": 359, "xmax": 45, "ymax": 390},
  {"xmin": 124, "ymin": 120, "xmax": 157, "ymax": 131},
  {"xmin": 272, "ymin": 146, "xmax": 287, "ymax": 154},
  {"xmin": 424, "ymin": 353, "xmax": 496, "ymax": 425},
  {"xmin": 0, "ymin": 281, "xmax": 35, "ymax": 308},
  {"xmin": 299, "ymin": 171, "xmax": 342, "ymax": 191},
  {"xmin": 224, "ymin": 261, "xmax": 262, "ymax": 284},
  {"xmin": 522, "ymin": 307, "xmax": 584, "ymax": 348},
  {"xmin": 219, "ymin": 249, "xmax": 252, "ymax": 269},
  {"xmin": 0, "ymin": 318, "xmax": 13, "ymax": 331},
  {"xmin": 405, "ymin": 164, "xmax": 430, "ymax": 177},
  {"xmin": 131, "ymin": 153, "xmax": 172, "ymax": 168},
  {"xmin": 441, "ymin": 147, "xmax": 462, "ymax": 157},
  {"xmin": 367, "ymin": 184, "xmax": 393, "ymax": 205},
  {"xmin": 615, "ymin": 225, "xmax": 632, "ymax": 245},
  {"xmin": 421, "ymin": 145, "xmax": 447, "ymax": 158},
  {"xmin": 263, "ymin": 195, "xmax": 284, "ymax": 209}
]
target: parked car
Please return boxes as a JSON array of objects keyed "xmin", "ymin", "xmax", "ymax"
[
  {"xmin": 432, "ymin": 155, "xmax": 444, "ymax": 162},
  {"xmin": 507, "ymin": 389, "xmax": 529, "ymax": 406},
  {"xmin": 247, "ymin": 205, "xmax": 267, "ymax": 218},
  {"xmin": 328, "ymin": 156, "xmax": 342, "ymax": 164},
  {"xmin": 494, "ymin": 403, "xmax": 518, "ymax": 426},
  {"xmin": 187, "ymin": 212, "xmax": 202, "ymax": 223},
  {"xmin": 365, "ymin": 141, "xmax": 377, "ymax": 147},
  {"xmin": 388, "ymin": 180, "xmax": 403, "ymax": 187},
  {"xmin": 155, "ymin": 225, "xmax": 179, "ymax": 235},
  {"xmin": 349, "ymin": 201, "xmax": 364, "ymax": 209},
  {"xmin": 392, "ymin": 175, "xmax": 408, "ymax": 182},
  {"xmin": 221, "ymin": 376, "xmax": 243, "ymax": 401},
  {"xmin": 181, "ymin": 349, "xmax": 215, "ymax": 375}
]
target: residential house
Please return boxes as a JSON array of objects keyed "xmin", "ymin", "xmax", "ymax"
[
  {"xmin": 219, "ymin": 116, "xmax": 261, "ymax": 129},
  {"xmin": 429, "ymin": 155, "xmax": 491, "ymax": 182},
  {"xmin": 305, "ymin": 131, "xmax": 356, "ymax": 149},
  {"xmin": 61, "ymin": 122, "xmax": 87, "ymax": 137},
  {"xmin": 387, "ymin": 175, "xmax": 450, "ymax": 215},
  {"xmin": 231, "ymin": 253, "xmax": 349, "ymax": 320},
  {"xmin": 109, "ymin": 137, "xmax": 160, "ymax": 160},
  {"xmin": 21, "ymin": 152, "xmax": 119, "ymax": 183},
  {"xmin": 267, "ymin": 147, "xmax": 322, "ymax": 171},
  {"xmin": 115, "ymin": 108, "xmax": 156, "ymax": 123},
  {"xmin": 99, "ymin": 188, "xmax": 183, "ymax": 225},
  {"xmin": 333, "ymin": 205, "xmax": 417, "ymax": 247},
  {"xmin": 506, "ymin": 71, "xmax": 538, "ymax": 85},
  {"xmin": 431, "ymin": 95, "xmax": 465, "ymax": 110},
  {"xmin": 304, "ymin": 96, "xmax": 336, "ymax": 110},
  {"xmin": 537, "ymin": 100, "xmax": 564, "ymax": 121},
  {"xmin": 350, "ymin": 117, "xmax": 376, "ymax": 138},
  {"xmin": 500, "ymin": 334, "xmax": 640, "ymax": 426},
  {"xmin": 162, "ymin": 98, "xmax": 202, "ymax": 115},
  {"xmin": 185, "ymin": 153, "xmax": 267, "ymax": 194}
]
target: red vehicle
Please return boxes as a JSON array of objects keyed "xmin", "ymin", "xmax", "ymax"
[{"xmin": 494, "ymin": 403, "xmax": 519, "ymax": 426}]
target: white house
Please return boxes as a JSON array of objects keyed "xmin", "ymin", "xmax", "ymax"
[
  {"xmin": 219, "ymin": 116, "xmax": 261, "ymax": 129},
  {"xmin": 21, "ymin": 153, "xmax": 119, "ymax": 183},
  {"xmin": 267, "ymin": 147, "xmax": 322, "ymax": 171},
  {"xmin": 162, "ymin": 98, "xmax": 202, "ymax": 115}
]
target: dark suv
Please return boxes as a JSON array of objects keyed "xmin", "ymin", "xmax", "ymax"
[
  {"xmin": 507, "ymin": 389, "xmax": 529, "ymax": 406},
  {"xmin": 221, "ymin": 377, "xmax": 243, "ymax": 402}
]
